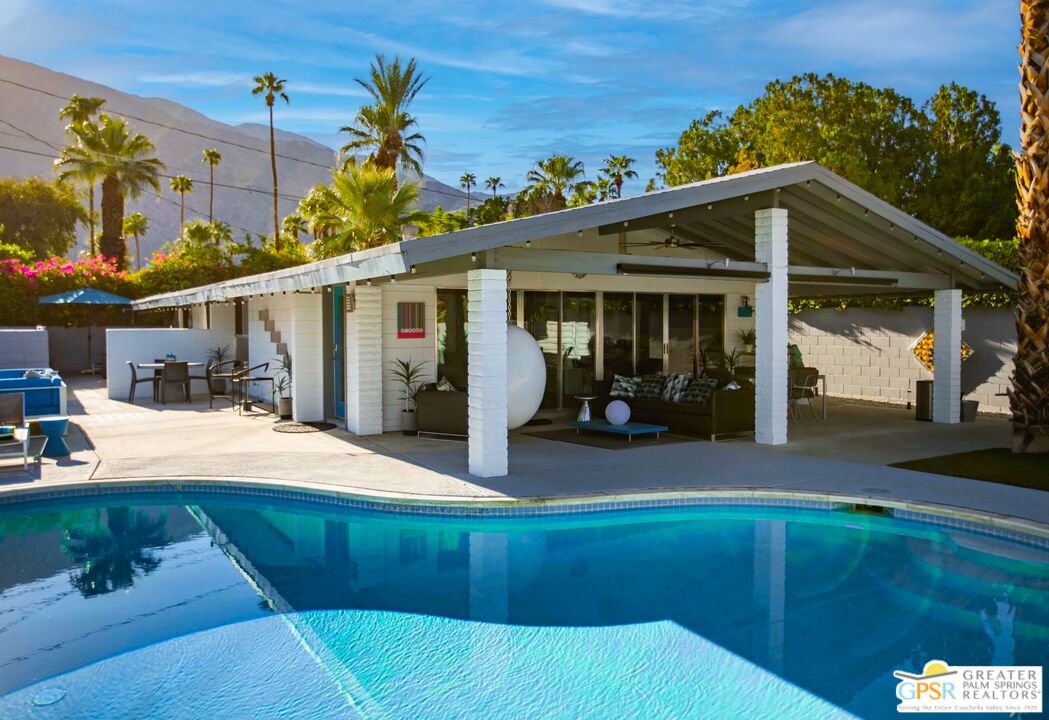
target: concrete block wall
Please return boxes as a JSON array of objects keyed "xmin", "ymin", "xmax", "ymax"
[
  {"xmin": 0, "ymin": 328, "xmax": 49, "ymax": 369},
  {"xmin": 105, "ymin": 328, "xmax": 228, "ymax": 400},
  {"xmin": 788, "ymin": 307, "xmax": 1014, "ymax": 414},
  {"xmin": 247, "ymin": 295, "xmax": 294, "ymax": 403},
  {"xmin": 381, "ymin": 284, "xmax": 438, "ymax": 431}
]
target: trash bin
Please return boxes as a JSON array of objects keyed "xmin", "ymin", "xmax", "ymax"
[
  {"xmin": 961, "ymin": 399, "xmax": 979, "ymax": 422},
  {"xmin": 915, "ymin": 380, "xmax": 933, "ymax": 421}
]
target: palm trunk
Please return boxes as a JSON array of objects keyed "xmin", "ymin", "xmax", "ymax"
[
  {"xmin": 99, "ymin": 174, "xmax": 126, "ymax": 268},
  {"xmin": 1010, "ymin": 0, "xmax": 1049, "ymax": 452},
  {"xmin": 179, "ymin": 194, "xmax": 185, "ymax": 236},
  {"xmin": 269, "ymin": 103, "xmax": 280, "ymax": 251},
  {"xmin": 209, "ymin": 164, "xmax": 215, "ymax": 223},
  {"xmin": 88, "ymin": 184, "xmax": 96, "ymax": 256},
  {"xmin": 134, "ymin": 233, "xmax": 141, "ymax": 271}
]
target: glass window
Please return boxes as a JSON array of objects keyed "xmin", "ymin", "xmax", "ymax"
[
  {"xmin": 561, "ymin": 292, "xmax": 596, "ymax": 401},
  {"xmin": 436, "ymin": 289, "xmax": 468, "ymax": 388},
  {"xmin": 635, "ymin": 293, "xmax": 664, "ymax": 375},
  {"xmin": 523, "ymin": 291, "xmax": 561, "ymax": 409},
  {"xmin": 697, "ymin": 295, "xmax": 725, "ymax": 371},
  {"xmin": 602, "ymin": 292, "xmax": 633, "ymax": 379},
  {"xmin": 667, "ymin": 295, "xmax": 696, "ymax": 374}
]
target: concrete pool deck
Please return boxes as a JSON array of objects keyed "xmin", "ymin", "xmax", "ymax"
[{"xmin": 0, "ymin": 377, "xmax": 1045, "ymax": 533}]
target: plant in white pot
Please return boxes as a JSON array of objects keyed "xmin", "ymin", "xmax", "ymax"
[
  {"xmin": 274, "ymin": 354, "xmax": 293, "ymax": 419},
  {"xmin": 390, "ymin": 357, "xmax": 428, "ymax": 435},
  {"xmin": 736, "ymin": 328, "xmax": 756, "ymax": 354}
]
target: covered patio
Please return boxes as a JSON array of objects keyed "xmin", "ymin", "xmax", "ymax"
[{"xmin": 128, "ymin": 162, "xmax": 1017, "ymax": 479}]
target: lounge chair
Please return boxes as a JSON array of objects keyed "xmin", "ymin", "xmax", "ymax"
[{"xmin": 0, "ymin": 394, "xmax": 31, "ymax": 470}]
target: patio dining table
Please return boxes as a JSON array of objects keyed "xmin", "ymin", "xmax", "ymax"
[{"xmin": 136, "ymin": 362, "xmax": 205, "ymax": 369}]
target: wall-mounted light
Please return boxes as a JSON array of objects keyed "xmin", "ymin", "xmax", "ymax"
[{"xmin": 471, "ymin": 252, "xmax": 477, "ymax": 262}]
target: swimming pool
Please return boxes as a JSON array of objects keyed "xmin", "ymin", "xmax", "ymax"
[{"xmin": 0, "ymin": 488, "xmax": 1046, "ymax": 719}]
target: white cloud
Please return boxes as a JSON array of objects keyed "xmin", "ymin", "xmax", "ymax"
[
  {"xmin": 139, "ymin": 72, "xmax": 368, "ymax": 97},
  {"xmin": 538, "ymin": 0, "xmax": 746, "ymax": 19}
]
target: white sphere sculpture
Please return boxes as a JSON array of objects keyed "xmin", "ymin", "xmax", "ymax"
[
  {"xmin": 506, "ymin": 324, "xmax": 546, "ymax": 429},
  {"xmin": 605, "ymin": 400, "xmax": 631, "ymax": 426}
]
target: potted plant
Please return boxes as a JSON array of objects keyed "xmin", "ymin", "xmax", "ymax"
[
  {"xmin": 721, "ymin": 349, "xmax": 743, "ymax": 379},
  {"xmin": 206, "ymin": 344, "xmax": 231, "ymax": 394},
  {"xmin": 390, "ymin": 357, "xmax": 428, "ymax": 435},
  {"xmin": 274, "ymin": 354, "xmax": 293, "ymax": 419},
  {"xmin": 736, "ymin": 328, "xmax": 756, "ymax": 354}
]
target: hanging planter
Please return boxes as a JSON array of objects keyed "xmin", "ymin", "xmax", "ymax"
[{"xmin": 910, "ymin": 330, "xmax": 973, "ymax": 373}]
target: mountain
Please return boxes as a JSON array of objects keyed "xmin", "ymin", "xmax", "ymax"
[{"xmin": 0, "ymin": 55, "xmax": 468, "ymax": 261}]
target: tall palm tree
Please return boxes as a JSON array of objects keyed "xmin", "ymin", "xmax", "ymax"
[
  {"xmin": 600, "ymin": 155, "xmax": 637, "ymax": 198},
  {"xmin": 339, "ymin": 54, "xmax": 428, "ymax": 177},
  {"xmin": 169, "ymin": 175, "xmax": 193, "ymax": 236},
  {"xmin": 57, "ymin": 94, "xmax": 106, "ymax": 255},
  {"xmin": 485, "ymin": 176, "xmax": 504, "ymax": 199},
  {"xmin": 55, "ymin": 115, "xmax": 163, "ymax": 268},
  {"xmin": 122, "ymin": 212, "xmax": 148, "ymax": 270},
  {"xmin": 201, "ymin": 148, "xmax": 222, "ymax": 222},
  {"xmin": 525, "ymin": 155, "xmax": 586, "ymax": 208},
  {"xmin": 459, "ymin": 172, "xmax": 476, "ymax": 223},
  {"xmin": 251, "ymin": 72, "xmax": 289, "ymax": 250},
  {"xmin": 309, "ymin": 162, "xmax": 428, "ymax": 258},
  {"xmin": 1011, "ymin": 0, "xmax": 1049, "ymax": 452},
  {"xmin": 298, "ymin": 185, "xmax": 334, "ymax": 241}
]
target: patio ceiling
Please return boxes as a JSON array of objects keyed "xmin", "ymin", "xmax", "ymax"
[{"xmin": 132, "ymin": 162, "xmax": 1017, "ymax": 310}]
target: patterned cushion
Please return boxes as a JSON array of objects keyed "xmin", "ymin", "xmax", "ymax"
[
  {"xmin": 662, "ymin": 372, "xmax": 691, "ymax": 402},
  {"xmin": 635, "ymin": 374, "xmax": 667, "ymax": 400},
  {"xmin": 680, "ymin": 377, "xmax": 718, "ymax": 404},
  {"xmin": 609, "ymin": 374, "xmax": 640, "ymax": 398}
]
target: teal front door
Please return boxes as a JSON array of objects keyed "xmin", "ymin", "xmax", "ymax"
[{"xmin": 332, "ymin": 286, "xmax": 345, "ymax": 418}]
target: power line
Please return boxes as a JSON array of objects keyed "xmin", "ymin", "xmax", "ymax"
[{"xmin": 0, "ymin": 75, "xmax": 471, "ymax": 201}]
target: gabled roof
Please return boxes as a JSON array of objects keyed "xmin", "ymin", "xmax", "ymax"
[{"xmin": 132, "ymin": 162, "xmax": 1017, "ymax": 310}]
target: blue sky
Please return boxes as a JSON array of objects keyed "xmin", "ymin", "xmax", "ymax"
[{"xmin": 1, "ymin": 0, "xmax": 1017, "ymax": 194}]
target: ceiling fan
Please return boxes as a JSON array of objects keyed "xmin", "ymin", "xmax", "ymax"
[{"xmin": 621, "ymin": 224, "xmax": 727, "ymax": 251}]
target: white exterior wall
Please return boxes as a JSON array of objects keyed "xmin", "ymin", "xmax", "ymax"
[
  {"xmin": 0, "ymin": 328, "xmax": 49, "ymax": 369},
  {"xmin": 754, "ymin": 208, "xmax": 789, "ymax": 445},
  {"xmin": 346, "ymin": 285, "xmax": 384, "ymax": 435},
  {"xmin": 288, "ymin": 293, "xmax": 324, "ymax": 422},
  {"xmin": 105, "ymin": 328, "xmax": 228, "ymax": 399},
  {"xmin": 209, "ymin": 303, "xmax": 237, "ymax": 334},
  {"xmin": 381, "ymin": 284, "xmax": 438, "ymax": 431},
  {"xmin": 788, "ymin": 307, "xmax": 1013, "ymax": 414},
  {"xmin": 189, "ymin": 304, "xmax": 208, "ymax": 329}
]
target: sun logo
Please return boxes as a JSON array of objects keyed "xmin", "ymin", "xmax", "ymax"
[{"xmin": 894, "ymin": 660, "xmax": 957, "ymax": 704}]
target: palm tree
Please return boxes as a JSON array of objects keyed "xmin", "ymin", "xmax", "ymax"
[
  {"xmin": 122, "ymin": 212, "xmax": 148, "ymax": 270},
  {"xmin": 525, "ymin": 155, "xmax": 586, "ymax": 208},
  {"xmin": 1011, "ymin": 0, "xmax": 1049, "ymax": 452},
  {"xmin": 201, "ymin": 148, "xmax": 222, "ymax": 222},
  {"xmin": 459, "ymin": 172, "xmax": 476, "ymax": 223},
  {"xmin": 251, "ymin": 72, "xmax": 289, "ymax": 250},
  {"xmin": 298, "ymin": 185, "xmax": 334, "ymax": 241},
  {"xmin": 600, "ymin": 155, "xmax": 637, "ymax": 198},
  {"xmin": 55, "ymin": 115, "xmax": 163, "ymax": 268},
  {"xmin": 485, "ymin": 176, "xmax": 504, "ymax": 199},
  {"xmin": 57, "ymin": 94, "xmax": 106, "ymax": 255},
  {"xmin": 63, "ymin": 507, "xmax": 167, "ymax": 598},
  {"xmin": 339, "ymin": 54, "xmax": 428, "ymax": 177},
  {"xmin": 169, "ymin": 175, "xmax": 193, "ymax": 235},
  {"xmin": 309, "ymin": 162, "xmax": 428, "ymax": 258},
  {"xmin": 281, "ymin": 213, "xmax": 308, "ymax": 242}
]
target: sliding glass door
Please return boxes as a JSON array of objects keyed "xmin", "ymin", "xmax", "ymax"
[
  {"xmin": 667, "ymin": 294, "xmax": 696, "ymax": 374},
  {"xmin": 523, "ymin": 291, "xmax": 561, "ymax": 409},
  {"xmin": 602, "ymin": 292, "xmax": 633, "ymax": 379},
  {"xmin": 561, "ymin": 292, "xmax": 596, "ymax": 405}
]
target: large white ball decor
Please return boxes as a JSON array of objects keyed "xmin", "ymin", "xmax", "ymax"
[
  {"xmin": 605, "ymin": 400, "xmax": 631, "ymax": 426},
  {"xmin": 506, "ymin": 324, "xmax": 546, "ymax": 429}
]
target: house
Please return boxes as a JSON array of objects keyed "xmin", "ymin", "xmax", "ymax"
[{"xmin": 127, "ymin": 162, "xmax": 1018, "ymax": 478}]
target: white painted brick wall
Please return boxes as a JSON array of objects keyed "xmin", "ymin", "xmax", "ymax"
[
  {"xmin": 468, "ymin": 269, "xmax": 508, "ymax": 477},
  {"xmin": 381, "ymin": 284, "xmax": 438, "ymax": 431},
  {"xmin": 346, "ymin": 285, "xmax": 383, "ymax": 435},
  {"xmin": 933, "ymin": 289, "xmax": 962, "ymax": 423},
  {"xmin": 289, "ymin": 293, "xmax": 324, "ymax": 422},
  {"xmin": 788, "ymin": 307, "xmax": 1013, "ymax": 415},
  {"xmin": 754, "ymin": 208, "xmax": 788, "ymax": 445}
]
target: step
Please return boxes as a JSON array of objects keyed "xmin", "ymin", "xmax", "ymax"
[{"xmin": 276, "ymin": 342, "xmax": 288, "ymax": 356}]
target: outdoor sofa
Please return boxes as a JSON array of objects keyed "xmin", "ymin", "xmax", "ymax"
[{"xmin": 0, "ymin": 369, "xmax": 67, "ymax": 418}]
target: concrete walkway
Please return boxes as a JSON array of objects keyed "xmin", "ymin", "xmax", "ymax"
[{"xmin": 1, "ymin": 377, "xmax": 1045, "ymax": 532}]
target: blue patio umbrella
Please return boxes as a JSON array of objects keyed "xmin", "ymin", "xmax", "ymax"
[{"xmin": 39, "ymin": 289, "xmax": 132, "ymax": 373}]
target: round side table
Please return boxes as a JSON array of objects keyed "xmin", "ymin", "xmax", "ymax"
[
  {"xmin": 574, "ymin": 395, "xmax": 599, "ymax": 423},
  {"xmin": 36, "ymin": 415, "xmax": 70, "ymax": 458}
]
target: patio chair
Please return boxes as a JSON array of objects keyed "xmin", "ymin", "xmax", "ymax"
[
  {"xmin": 789, "ymin": 367, "xmax": 821, "ymax": 421},
  {"xmin": 160, "ymin": 361, "xmax": 191, "ymax": 404},
  {"xmin": 207, "ymin": 359, "xmax": 240, "ymax": 410},
  {"xmin": 126, "ymin": 361, "xmax": 159, "ymax": 404},
  {"xmin": 152, "ymin": 358, "xmax": 166, "ymax": 402},
  {"xmin": 0, "ymin": 393, "xmax": 30, "ymax": 470},
  {"xmin": 232, "ymin": 362, "xmax": 274, "ymax": 415}
]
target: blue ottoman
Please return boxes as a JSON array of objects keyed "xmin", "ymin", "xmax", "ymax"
[{"xmin": 36, "ymin": 416, "xmax": 70, "ymax": 458}]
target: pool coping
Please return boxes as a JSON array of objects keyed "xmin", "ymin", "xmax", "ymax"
[{"xmin": 3, "ymin": 474, "xmax": 1049, "ymax": 550}]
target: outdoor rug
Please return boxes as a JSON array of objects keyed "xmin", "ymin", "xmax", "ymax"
[
  {"xmin": 273, "ymin": 421, "xmax": 338, "ymax": 434},
  {"xmin": 521, "ymin": 428, "xmax": 697, "ymax": 450}
]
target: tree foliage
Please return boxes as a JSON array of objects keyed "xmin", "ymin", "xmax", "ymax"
[
  {"xmin": 0, "ymin": 177, "xmax": 86, "ymax": 258},
  {"xmin": 655, "ymin": 74, "xmax": 1015, "ymax": 240}
]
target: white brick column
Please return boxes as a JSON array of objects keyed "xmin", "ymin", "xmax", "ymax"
[
  {"xmin": 754, "ymin": 208, "xmax": 789, "ymax": 445},
  {"xmin": 289, "ymin": 293, "xmax": 324, "ymax": 422},
  {"xmin": 468, "ymin": 269, "xmax": 508, "ymax": 477},
  {"xmin": 933, "ymin": 288, "xmax": 962, "ymax": 423},
  {"xmin": 345, "ymin": 285, "xmax": 383, "ymax": 435}
]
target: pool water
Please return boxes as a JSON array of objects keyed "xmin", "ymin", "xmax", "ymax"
[{"xmin": 0, "ymin": 492, "xmax": 1046, "ymax": 719}]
